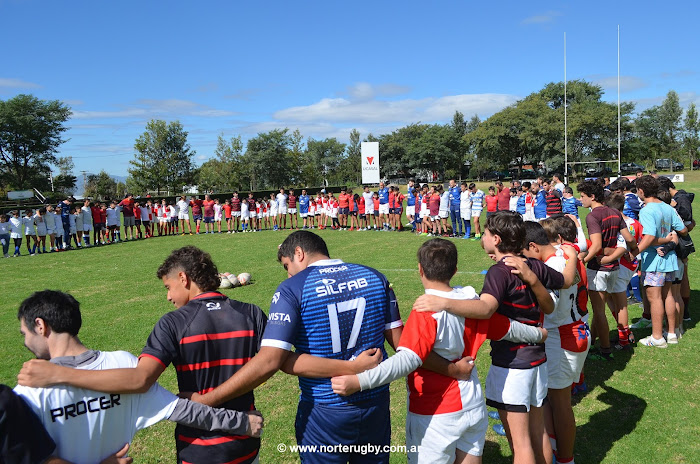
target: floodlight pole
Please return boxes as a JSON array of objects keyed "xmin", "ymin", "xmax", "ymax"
[
  {"xmin": 564, "ymin": 32, "xmax": 568, "ymax": 184},
  {"xmin": 617, "ymin": 25, "xmax": 621, "ymax": 177}
]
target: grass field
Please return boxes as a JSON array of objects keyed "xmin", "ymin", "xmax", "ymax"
[{"xmin": 2, "ymin": 173, "xmax": 700, "ymax": 463}]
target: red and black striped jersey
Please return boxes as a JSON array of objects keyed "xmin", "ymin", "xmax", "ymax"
[{"xmin": 141, "ymin": 292, "xmax": 266, "ymax": 464}]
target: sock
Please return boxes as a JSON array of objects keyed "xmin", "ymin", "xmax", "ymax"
[
  {"xmin": 85, "ymin": 237, "xmax": 90, "ymax": 245},
  {"xmin": 618, "ymin": 326, "xmax": 631, "ymax": 345},
  {"xmin": 466, "ymin": 225, "xmax": 471, "ymax": 237},
  {"xmin": 15, "ymin": 246, "xmax": 19, "ymax": 254},
  {"xmin": 548, "ymin": 433, "xmax": 557, "ymax": 452},
  {"xmin": 196, "ymin": 224, "xmax": 200, "ymax": 233},
  {"xmin": 556, "ymin": 456, "xmax": 574, "ymax": 464}
]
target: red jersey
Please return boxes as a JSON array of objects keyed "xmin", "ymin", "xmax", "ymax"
[
  {"xmin": 231, "ymin": 197, "xmax": 241, "ymax": 212},
  {"xmin": 395, "ymin": 193, "xmax": 405, "ymax": 209},
  {"xmin": 338, "ymin": 193, "xmax": 349, "ymax": 208},
  {"xmin": 202, "ymin": 200, "xmax": 215, "ymax": 217},
  {"xmin": 91, "ymin": 206, "xmax": 102, "ymax": 223},
  {"xmin": 388, "ymin": 192, "xmax": 396, "ymax": 208},
  {"xmin": 429, "ymin": 193, "xmax": 440, "ymax": 216},
  {"xmin": 288, "ymin": 195, "xmax": 297, "ymax": 208},
  {"xmin": 485, "ymin": 195, "xmax": 498, "ymax": 213},
  {"xmin": 190, "ymin": 199, "xmax": 203, "ymax": 216},
  {"xmin": 358, "ymin": 197, "xmax": 365, "ymax": 212},
  {"xmin": 373, "ymin": 198, "xmax": 380, "ymax": 210},
  {"xmin": 497, "ymin": 185, "xmax": 511, "ymax": 211},
  {"xmin": 134, "ymin": 207, "xmax": 141, "ymax": 220}
]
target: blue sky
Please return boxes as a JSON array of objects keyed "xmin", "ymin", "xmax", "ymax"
[{"xmin": 2, "ymin": 0, "xmax": 698, "ymax": 177}]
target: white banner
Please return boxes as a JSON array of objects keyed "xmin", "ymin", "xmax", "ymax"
[
  {"xmin": 7, "ymin": 190, "xmax": 34, "ymax": 200},
  {"xmin": 361, "ymin": 142, "xmax": 380, "ymax": 184}
]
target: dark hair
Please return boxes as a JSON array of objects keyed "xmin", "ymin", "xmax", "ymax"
[
  {"xmin": 605, "ymin": 193, "xmax": 625, "ymax": 212},
  {"xmin": 553, "ymin": 215, "xmax": 579, "ymax": 243},
  {"xmin": 577, "ymin": 179, "xmax": 604, "ymax": 202},
  {"xmin": 657, "ymin": 190, "xmax": 672, "ymax": 204},
  {"xmin": 485, "ymin": 211, "xmax": 525, "ymax": 254},
  {"xmin": 635, "ymin": 175, "xmax": 659, "ymax": 198},
  {"xmin": 510, "ymin": 188, "xmax": 518, "ymax": 194},
  {"xmin": 417, "ymin": 239, "xmax": 457, "ymax": 283},
  {"xmin": 277, "ymin": 230, "xmax": 329, "ymax": 262},
  {"xmin": 523, "ymin": 221, "xmax": 550, "ymax": 247},
  {"xmin": 564, "ymin": 186, "xmax": 574, "ymax": 195},
  {"xmin": 156, "ymin": 246, "xmax": 220, "ymax": 291},
  {"xmin": 469, "ymin": 183, "xmax": 476, "ymax": 189},
  {"xmin": 18, "ymin": 290, "xmax": 82, "ymax": 336},
  {"xmin": 609, "ymin": 180, "xmax": 623, "ymax": 192},
  {"xmin": 522, "ymin": 181, "xmax": 531, "ymax": 189},
  {"xmin": 656, "ymin": 176, "xmax": 674, "ymax": 191}
]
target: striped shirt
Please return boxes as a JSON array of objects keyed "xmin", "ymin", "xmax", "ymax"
[{"xmin": 141, "ymin": 292, "xmax": 266, "ymax": 464}]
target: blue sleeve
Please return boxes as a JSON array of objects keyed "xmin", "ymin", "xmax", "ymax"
[
  {"xmin": 261, "ymin": 280, "xmax": 301, "ymax": 351},
  {"xmin": 575, "ymin": 199, "xmax": 582, "ymax": 207}
]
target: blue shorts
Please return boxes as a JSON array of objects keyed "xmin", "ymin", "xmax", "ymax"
[
  {"xmin": 295, "ymin": 393, "xmax": 390, "ymax": 464},
  {"xmin": 193, "ymin": 214, "xmax": 202, "ymax": 221},
  {"xmin": 339, "ymin": 207, "xmax": 349, "ymax": 215},
  {"xmin": 203, "ymin": 216, "xmax": 214, "ymax": 223}
]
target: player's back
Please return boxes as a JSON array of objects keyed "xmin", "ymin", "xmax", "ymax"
[
  {"xmin": 14, "ymin": 351, "xmax": 177, "ymax": 464},
  {"xmin": 266, "ymin": 260, "xmax": 402, "ymax": 404}
]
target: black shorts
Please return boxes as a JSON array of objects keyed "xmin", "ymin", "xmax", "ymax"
[
  {"xmin": 94, "ymin": 223, "xmax": 105, "ymax": 231},
  {"xmin": 135, "ymin": 219, "xmax": 142, "ymax": 226},
  {"xmin": 350, "ymin": 211, "xmax": 357, "ymax": 216},
  {"xmin": 359, "ymin": 214, "xmax": 366, "ymax": 219},
  {"xmin": 142, "ymin": 221, "xmax": 150, "ymax": 227},
  {"xmin": 389, "ymin": 208, "xmax": 396, "ymax": 214},
  {"xmin": 373, "ymin": 211, "xmax": 379, "ymax": 217}
]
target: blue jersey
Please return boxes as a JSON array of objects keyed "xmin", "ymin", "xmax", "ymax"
[
  {"xmin": 57, "ymin": 201, "xmax": 71, "ymax": 217},
  {"xmin": 516, "ymin": 194, "xmax": 526, "ymax": 214},
  {"xmin": 406, "ymin": 194, "xmax": 416, "ymax": 207},
  {"xmin": 561, "ymin": 197, "xmax": 582, "ymax": 217},
  {"xmin": 299, "ymin": 195, "xmax": 310, "ymax": 214},
  {"xmin": 534, "ymin": 190, "xmax": 547, "ymax": 219},
  {"xmin": 377, "ymin": 188, "xmax": 389, "ymax": 204},
  {"xmin": 624, "ymin": 192, "xmax": 641, "ymax": 220},
  {"xmin": 448, "ymin": 185, "xmax": 461, "ymax": 208},
  {"xmin": 407, "ymin": 185, "xmax": 415, "ymax": 197},
  {"xmin": 262, "ymin": 259, "xmax": 403, "ymax": 404}
]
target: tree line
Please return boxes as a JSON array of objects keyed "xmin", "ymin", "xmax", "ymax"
[{"xmin": 1, "ymin": 81, "xmax": 698, "ymax": 200}]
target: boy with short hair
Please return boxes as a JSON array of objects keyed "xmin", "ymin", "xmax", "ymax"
[
  {"xmin": 331, "ymin": 238, "xmax": 547, "ymax": 464},
  {"xmin": 9, "ymin": 210, "xmax": 23, "ymax": 256},
  {"xmin": 485, "ymin": 186, "xmax": 498, "ymax": 218},
  {"xmin": 561, "ymin": 187, "xmax": 582, "ymax": 218},
  {"xmin": 460, "ymin": 182, "xmax": 472, "ymax": 238},
  {"xmin": 22, "ymin": 209, "xmax": 38, "ymax": 255},
  {"xmin": 411, "ymin": 211, "xmax": 565, "ymax": 464},
  {"xmin": 469, "ymin": 183, "xmax": 484, "ymax": 240}
]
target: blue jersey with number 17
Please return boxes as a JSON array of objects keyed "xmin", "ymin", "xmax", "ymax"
[{"xmin": 262, "ymin": 259, "xmax": 403, "ymax": 404}]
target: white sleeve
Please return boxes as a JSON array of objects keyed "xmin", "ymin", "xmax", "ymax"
[
  {"xmin": 576, "ymin": 226, "xmax": 588, "ymax": 252},
  {"xmin": 357, "ymin": 349, "xmax": 422, "ymax": 392},
  {"xmin": 499, "ymin": 320, "xmax": 545, "ymax": 344},
  {"xmin": 133, "ymin": 382, "xmax": 179, "ymax": 431}
]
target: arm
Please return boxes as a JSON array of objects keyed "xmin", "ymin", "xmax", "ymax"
[
  {"xmin": 17, "ymin": 357, "xmax": 164, "ymax": 393},
  {"xmin": 412, "ymin": 293, "xmax": 498, "ymax": 319},
  {"xmin": 384, "ymin": 326, "xmax": 402, "ymax": 351},
  {"xmin": 583, "ymin": 233, "xmax": 602, "ymax": 265},
  {"xmin": 559, "ymin": 245, "xmax": 579, "ymax": 288},
  {"xmin": 169, "ymin": 398, "xmax": 263, "ymax": 438},
  {"xmin": 503, "ymin": 257, "xmax": 555, "ymax": 314},
  {"xmin": 422, "ymin": 352, "xmax": 474, "ymax": 381},
  {"xmin": 599, "ymin": 245, "xmax": 627, "ymax": 265},
  {"xmin": 280, "ymin": 348, "xmax": 383, "ymax": 377},
  {"xmin": 499, "ymin": 320, "xmax": 547, "ymax": 343},
  {"xmin": 331, "ymin": 349, "xmax": 422, "ymax": 397},
  {"xmin": 192, "ymin": 346, "xmax": 289, "ymax": 407}
]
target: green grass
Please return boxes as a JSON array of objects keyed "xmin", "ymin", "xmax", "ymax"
[{"xmin": 2, "ymin": 172, "xmax": 700, "ymax": 463}]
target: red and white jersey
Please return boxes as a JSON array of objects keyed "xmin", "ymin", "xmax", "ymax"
[
  {"xmin": 620, "ymin": 217, "xmax": 643, "ymax": 271},
  {"xmin": 544, "ymin": 248, "xmax": 590, "ymax": 353},
  {"xmin": 397, "ymin": 287, "xmax": 507, "ymax": 415}
]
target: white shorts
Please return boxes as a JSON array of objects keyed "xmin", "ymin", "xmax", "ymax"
[
  {"xmin": 406, "ymin": 206, "xmax": 415, "ymax": 216},
  {"xmin": 439, "ymin": 210, "xmax": 449, "ymax": 219},
  {"xmin": 159, "ymin": 217, "xmax": 169, "ymax": 224},
  {"xmin": 485, "ymin": 364, "xmax": 547, "ymax": 412},
  {"xmin": 178, "ymin": 212, "xmax": 189, "ymax": 220},
  {"xmin": 471, "ymin": 209, "xmax": 482, "ymax": 218},
  {"xmin": 612, "ymin": 266, "xmax": 635, "ymax": 293},
  {"xmin": 278, "ymin": 206, "xmax": 288, "ymax": 215},
  {"xmin": 431, "ymin": 215, "xmax": 441, "ymax": 221},
  {"xmin": 83, "ymin": 224, "xmax": 93, "ymax": 232},
  {"xmin": 672, "ymin": 256, "xmax": 685, "ymax": 282},
  {"xmin": 587, "ymin": 269, "xmax": 619, "ymax": 292},
  {"xmin": 544, "ymin": 332, "xmax": 590, "ymax": 389},
  {"xmin": 69, "ymin": 227, "xmax": 77, "ymax": 235},
  {"xmin": 46, "ymin": 228, "xmax": 55, "ymax": 235},
  {"xmin": 269, "ymin": 209, "xmax": 278, "ymax": 217},
  {"xmin": 378, "ymin": 203, "xmax": 389, "ymax": 215},
  {"xmin": 232, "ymin": 211, "xmax": 241, "ymax": 217},
  {"xmin": 460, "ymin": 210, "xmax": 471, "ymax": 221},
  {"xmin": 262, "ymin": 211, "xmax": 269, "ymax": 218},
  {"xmin": 300, "ymin": 212, "xmax": 308, "ymax": 218},
  {"xmin": 288, "ymin": 208, "xmax": 297, "ymax": 214},
  {"xmin": 365, "ymin": 205, "xmax": 374, "ymax": 215},
  {"xmin": 420, "ymin": 208, "xmax": 429, "ymax": 218},
  {"xmin": 249, "ymin": 211, "xmax": 257, "ymax": 218},
  {"xmin": 406, "ymin": 406, "xmax": 487, "ymax": 463}
]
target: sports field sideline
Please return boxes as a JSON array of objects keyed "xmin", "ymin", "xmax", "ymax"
[{"xmin": 2, "ymin": 175, "xmax": 699, "ymax": 464}]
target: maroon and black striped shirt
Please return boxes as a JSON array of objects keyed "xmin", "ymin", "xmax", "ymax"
[
  {"xmin": 585, "ymin": 206, "xmax": 626, "ymax": 272},
  {"xmin": 480, "ymin": 257, "xmax": 564, "ymax": 369},
  {"xmin": 141, "ymin": 292, "xmax": 266, "ymax": 464}
]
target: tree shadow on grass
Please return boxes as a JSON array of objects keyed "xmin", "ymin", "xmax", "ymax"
[{"xmin": 574, "ymin": 385, "xmax": 646, "ymax": 464}]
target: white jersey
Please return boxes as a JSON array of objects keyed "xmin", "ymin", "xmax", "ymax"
[
  {"xmin": 214, "ymin": 203, "xmax": 222, "ymax": 220},
  {"xmin": 34, "ymin": 214, "xmax": 48, "ymax": 235},
  {"xmin": 105, "ymin": 207, "xmax": 119, "ymax": 227},
  {"xmin": 509, "ymin": 196, "xmax": 518, "ymax": 212},
  {"xmin": 140, "ymin": 206, "xmax": 151, "ymax": 221},
  {"xmin": 75, "ymin": 212, "xmax": 83, "ymax": 231},
  {"xmin": 81, "ymin": 207, "xmax": 93, "ymax": 225},
  {"xmin": 14, "ymin": 351, "xmax": 177, "ymax": 464},
  {"xmin": 439, "ymin": 191, "xmax": 450, "ymax": 213},
  {"xmin": 269, "ymin": 199, "xmax": 278, "ymax": 214},
  {"xmin": 9, "ymin": 217, "xmax": 22, "ymax": 238},
  {"xmin": 22, "ymin": 215, "xmax": 36, "ymax": 235},
  {"xmin": 45, "ymin": 211, "xmax": 56, "ymax": 230},
  {"xmin": 460, "ymin": 191, "xmax": 472, "ymax": 217},
  {"xmin": 170, "ymin": 205, "xmax": 179, "ymax": 219},
  {"xmin": 363, "ymin": 191, "xmax": 374, "ymax": 214},
  {"xmin": 276, "ymin": 193, "xmax": 288, "ymax": 208},
  {"xmin": 0, "ymin": 221, "xmax": 9, "ymax": 235},
  {"xmin": 53, "ymin": 212, "xmax": 64, "ymax": 235},
  {"xmin": 544, "ymin": 251, "xmax": 587, "ymax": 329}
]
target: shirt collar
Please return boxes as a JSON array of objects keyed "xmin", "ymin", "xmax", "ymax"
[{"xmin": 309, "ymin": 258, "xmax": 344, "ymax": 267}]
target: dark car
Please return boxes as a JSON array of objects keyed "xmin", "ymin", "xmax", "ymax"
[
  {"xmin": 655, "ymin": 159, "xmax": 684, "ymax": 171},
  {"xmin": 585, "ymin": 166, "xmax": 613, "ymax": 177},
  {"xmin": 620, "ymin": 162, "xmax": 645, "ymax": 174}
]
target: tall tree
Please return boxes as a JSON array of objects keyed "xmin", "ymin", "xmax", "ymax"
[
  {"xmin": 53, "ymin": 155, "xmax": 77, "ymax": 196},
  {"xmin": 84, "ymin": 170, "xmax": 122, "ymax": 200},
  {"xmin": 0, "ymin": 94, "xmax": 71, "ymax": 190},
  {"xmin": 684, "ymin": 103, "xmax": 699, "ymax": 168},
  {"xmin": 336, "ymin": 129, "xmax": 361, "ymax": 186},
  {"xmin": 197, "ymin": 133, "xmax": 245, "ymax": 192},
  {"xmin": 306, "ymin": 137, "xmax": 347, "ymax": 186},
  {"xmin": 658, "ymin": 90, "xmax": 683, "ymax": 158},
  {"xmin": 128, "ymin": 119, "xmax": 195, "ymax": 195},
  {"xmin": 244, "ymin": 129, "xmax": 293, "ymax": 190}
]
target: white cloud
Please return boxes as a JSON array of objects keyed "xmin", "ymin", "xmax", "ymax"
[
  {"xmin": 521, "ymin": 10, "xmax": 562, "ymax": 25},
  {"xmin": 629, "ymin": 91, "xmax": 700, "ymax": 111},
  {"xmin": 273, "ymin": 93, "xmax": 518, "ymax": 125},
  {"xmin": 590, "ymin": 75, "xmax": 648, "ymax": 93},
  {"xmin": 72, "ymin": 99, "xmax": 237, "ymax": 120},
  {"xmin": 344, "ymin": 82, "xmax": 412, "ymax": 101},
  {"xmin": 0, "ymin": 78, "xmax": 41, "ymax": 88}
]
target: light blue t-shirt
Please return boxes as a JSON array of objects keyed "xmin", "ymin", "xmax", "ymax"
[{"xmin": 639, "ymin": 201, "xmax": 685, "ymax": 273}]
